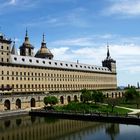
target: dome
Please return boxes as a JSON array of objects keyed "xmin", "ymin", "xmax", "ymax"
[{"xmin": 35, "ymin": 34, "xmax": 53, "ymax": 59}]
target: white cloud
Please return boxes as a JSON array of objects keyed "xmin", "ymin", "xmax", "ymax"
[
  {"xmin": 104, "ymin": 0, "xmax": 140, "ymax": 17},
  {"xmin": 50, "ymin": 37, "xmax": 95, "ymax": 47},
  {"xmin": 9, "ymin": 0, "xmax": 17, "ymax": 5},
  {"xmin": 49, "ymin": 35, "xmax": 140, "ymax": 86}
]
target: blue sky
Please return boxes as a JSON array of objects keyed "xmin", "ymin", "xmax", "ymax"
[{"xmin": 0, "ymin": 0, "xmax": 140, "ymax": 87}]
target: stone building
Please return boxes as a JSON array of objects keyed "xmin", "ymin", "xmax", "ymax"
[{"xmin": 0, "ymin": 31, "xmax": 117, "ymax": 110}]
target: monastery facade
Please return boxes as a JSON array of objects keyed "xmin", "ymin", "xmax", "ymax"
[{"xmin": 0, "ymin": 30, "xmax": 117, "ymax": 110}]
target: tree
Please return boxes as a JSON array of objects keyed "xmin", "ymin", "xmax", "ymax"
[
  {"xmin": 107, "ymin": 98, "xmax": 120, "ymax": 112},
  {"xmin": 124, "ymin": 87, "xmax": 139, "ymax": 102},
  {"xmin": 81, "ymin": 89, "xmax": 92, "ymax": 103},
  {"xmin": 92, "ymin": 90, "xmax": 105, "ymax": 104},
  {"xmin": 44, "ymin": 96, "xmax": 58, "ymax": 107},
  {"xmin": 135, "ymin": 97, "xmax": 140, "ymax": 109}
]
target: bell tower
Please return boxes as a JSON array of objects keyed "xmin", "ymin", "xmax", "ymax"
[
  {"xmin": 19, "ymin": 29, "xmax": 34, "ymax": 56},
  {"xmin": 102, "ymin": 45, "xmax": 116, "ymax": 73}
]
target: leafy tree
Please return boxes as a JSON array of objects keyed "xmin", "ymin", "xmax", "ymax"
[
  {"xmin": 44, "ymin": 96, "xmax": 58, "ymax": 106},
  {"xmin": 92, "ymin": 90, "xmax": 105, "ymax": 104},
  {"xmin": 124, "ymin": 87, "xmax": 139, "ymax": 102},
  {"xmin": 81, "ymin": 89, "xmax": 92, "ymax": 103},
  {"xmin": 135, "ymin": 95, "xmax": 140, "ymax": 109},
  {"xmin": 107, "ymin": 98, "xmax": 120, "ymax": 112}
]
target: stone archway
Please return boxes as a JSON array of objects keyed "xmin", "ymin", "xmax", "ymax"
[
  {"xmin": 80, "ymin": 95, "xmax": 83, "ymax": 102},
  {"xmin": 4, "ymin": 100, "xmax": 10, "ymax": 110},
  {"xmin": 60, "ymin": 96, "xmax": 64, "ymax": 104},
  {"xmin": 31, "ymin": 98, "xmax": 36, "ymax": 107},
  {"xmin": 74, "ymin": 95, "xmax": 78, "ymax": 102},
  {"xmin": 16, "ymin": 99, "xmax": 21, "ymax": 109},
  {"xmin": 67, "ymin": 96, "xmax": 71, "ymax": 103},
  {"xmin": 112, "ymin": 93, "xmax": 114, "ymax": 98}
]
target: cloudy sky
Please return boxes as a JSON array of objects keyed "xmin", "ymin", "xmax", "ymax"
[{"xmin": 0, "ymin": 0, "xmax": 140, "ymax": 86}]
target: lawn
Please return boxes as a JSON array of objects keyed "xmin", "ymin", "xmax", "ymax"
[{"xmin": 54, "ymin": 102, "xmax": 131, "ymax": 115}]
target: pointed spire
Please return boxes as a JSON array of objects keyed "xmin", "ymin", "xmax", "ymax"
[
  {"xmin": 42, "ymin": 33, "xmax": 45, "ymax": 43},
  {"xmin": 11, "ymin": 39, "xmax": 18, "ymax": 55},
  {"xmin": 107, "ymin": 42, "xmax": 111, "ymax": 59},
  {"xmin": 25, "ymin": 28, "xmax": 28, "ymax": 37},
  {"xmin": 24, "ymin": 28, "xmax": 30, "ymax": 44},
  {"xmin": 41, "ymin": 33, "xmax": 47, "ymax": 48}
]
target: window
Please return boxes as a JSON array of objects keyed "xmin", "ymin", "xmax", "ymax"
[
  {"xmin": 1, "ymin": 46, "xmax": 3, "ymax": 49},
  {"xmin": 7, "ymin": 46, "xmax": 9, "ymax": 50},
  {"xmin": 55, "ymin": 62, "xmax": 57, "ymax": 65},
  {"xmin": 66, "ymin": 64, "xmax": 68, "ymax": 66},
  {"xmin": 14, "ymin": 57, "xmax": 17, "ymax": 61},
  {"xmin": 60, "ymin": 63, "xmax": 63, "ymax": 66},
  {"xmin": 22, "ymin": 58, "xmax": 25, "ymax": 61},
  {"xmin": 43, "ymin": 61, "xmax": 45, "ymax": 64},
  {"xmin": 29, "ymin": 59, "xmax": 32, "ymax": 62},
  {"xmin": 36, "ymin": 60, "xmax": 39, "ymax": 63},
  {"xmin": 49, "ymin": 62, "xmax": 51, "ymax": 65}
]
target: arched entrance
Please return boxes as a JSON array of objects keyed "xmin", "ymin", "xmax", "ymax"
[
  {"xmin": 60, "ymin": 96, "xmax": 64, "ymax": 104},
  {"xmin": 4, "ymin": 100, "xmax": 10, "ymax": 110},
  {"xmin": 67, "ymin": 96, "xmax": 71, "ymax": 103},
  {"xmin": 74, "ymin": 95, "xmax": 78, "ymax": 102},
  {"xmin": 16, "ymin": 99, "xmax": 21, "ymax": 109},
  {"xmin": 112, "ymin": 93, "xmax": 114, "ymax": 98},
  {"xmin": 80, "ymin": 95, "xmax": 83, "ymax": 102},
  {"xmin": 30, "ymin": 98, "xmax": 36, "ymax": 107}
]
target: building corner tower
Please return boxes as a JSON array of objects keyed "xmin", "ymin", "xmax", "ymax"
[
  {"xmin": 0, "ymin": 33, "xmax": 12, "ymax": 63},
  {"xmin": 19, "ymin": 29, "xmax": 34, "ymax": 57},
  {"xmin": 102, "ymin": 45, "xmax": 116, "ymax": 74}
]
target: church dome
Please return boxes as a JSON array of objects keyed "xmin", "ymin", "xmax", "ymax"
[{"xmin": 35, "ymin": 34, "xmax": 53, "ymax": 59}]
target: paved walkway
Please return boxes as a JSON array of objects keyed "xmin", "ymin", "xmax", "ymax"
[{"xmin": 116, "ymin": 106, "xmax": 140, "ymax": 115}]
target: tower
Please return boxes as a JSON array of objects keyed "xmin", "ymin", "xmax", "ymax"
[
  {"xmin": 102, "ymin": 45, "xmax": 116, "ymax": 73},
  {"xmin": 0, "ymin": 33, "xmax": 12, "ymax": 63},
  {"xmin": 35, "ymin": 34, "xmax": 53, "ymax": 59},
  {"xmin": 19, "ymin": 29, "xmax": 34, "ymax": 56},
  {"xmin": 11, "ymin": 40, "xmax": 18, "ymax": 55}
]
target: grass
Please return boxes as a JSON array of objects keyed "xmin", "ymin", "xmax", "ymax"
[
  {"xmin": 119, "ymin": 102, "xmax": 140, "ymax": 109},
  {"xmin": 54, "ymin": 102, "xmax": 131, "ymax": 115}
]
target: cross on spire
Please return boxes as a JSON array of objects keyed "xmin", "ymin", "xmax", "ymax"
[
  {"xmin": 43, "ymin": 33, "xmax": 45, "ymax": 43},
  {"xmin": 25, "ymin": 28, "xmax": 28, "ymax": 37}
]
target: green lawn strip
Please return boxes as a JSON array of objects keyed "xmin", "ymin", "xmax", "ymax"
[{"xmin": 54, "ymin": 102, "xmax": 131, "ymax": 115}]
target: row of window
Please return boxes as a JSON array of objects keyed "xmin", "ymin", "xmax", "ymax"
[
  {"xmin": 1, "ymin": 70, "xmax": 114, "ymax": 79},
  {"xmin": 1, "ymin": 84, "xmax": 116, "ymax": 90},
  {"xmin": 1, "ymin": 58, "xmax": 9, "ymax": 62},
  {"xmin": 13, "ymin": 57, "xmax": 109, "ymax": 71},
  {"xmin": 1, "ymin": 52, "xmax": 9, "ymax": 55},
  {"xmin": 0, "ymin": 46, "xmax": 9, "ymax": 50},
  {"xmin": 1, "ymin": 75, "xmax": 115, "ymax": 82}
]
